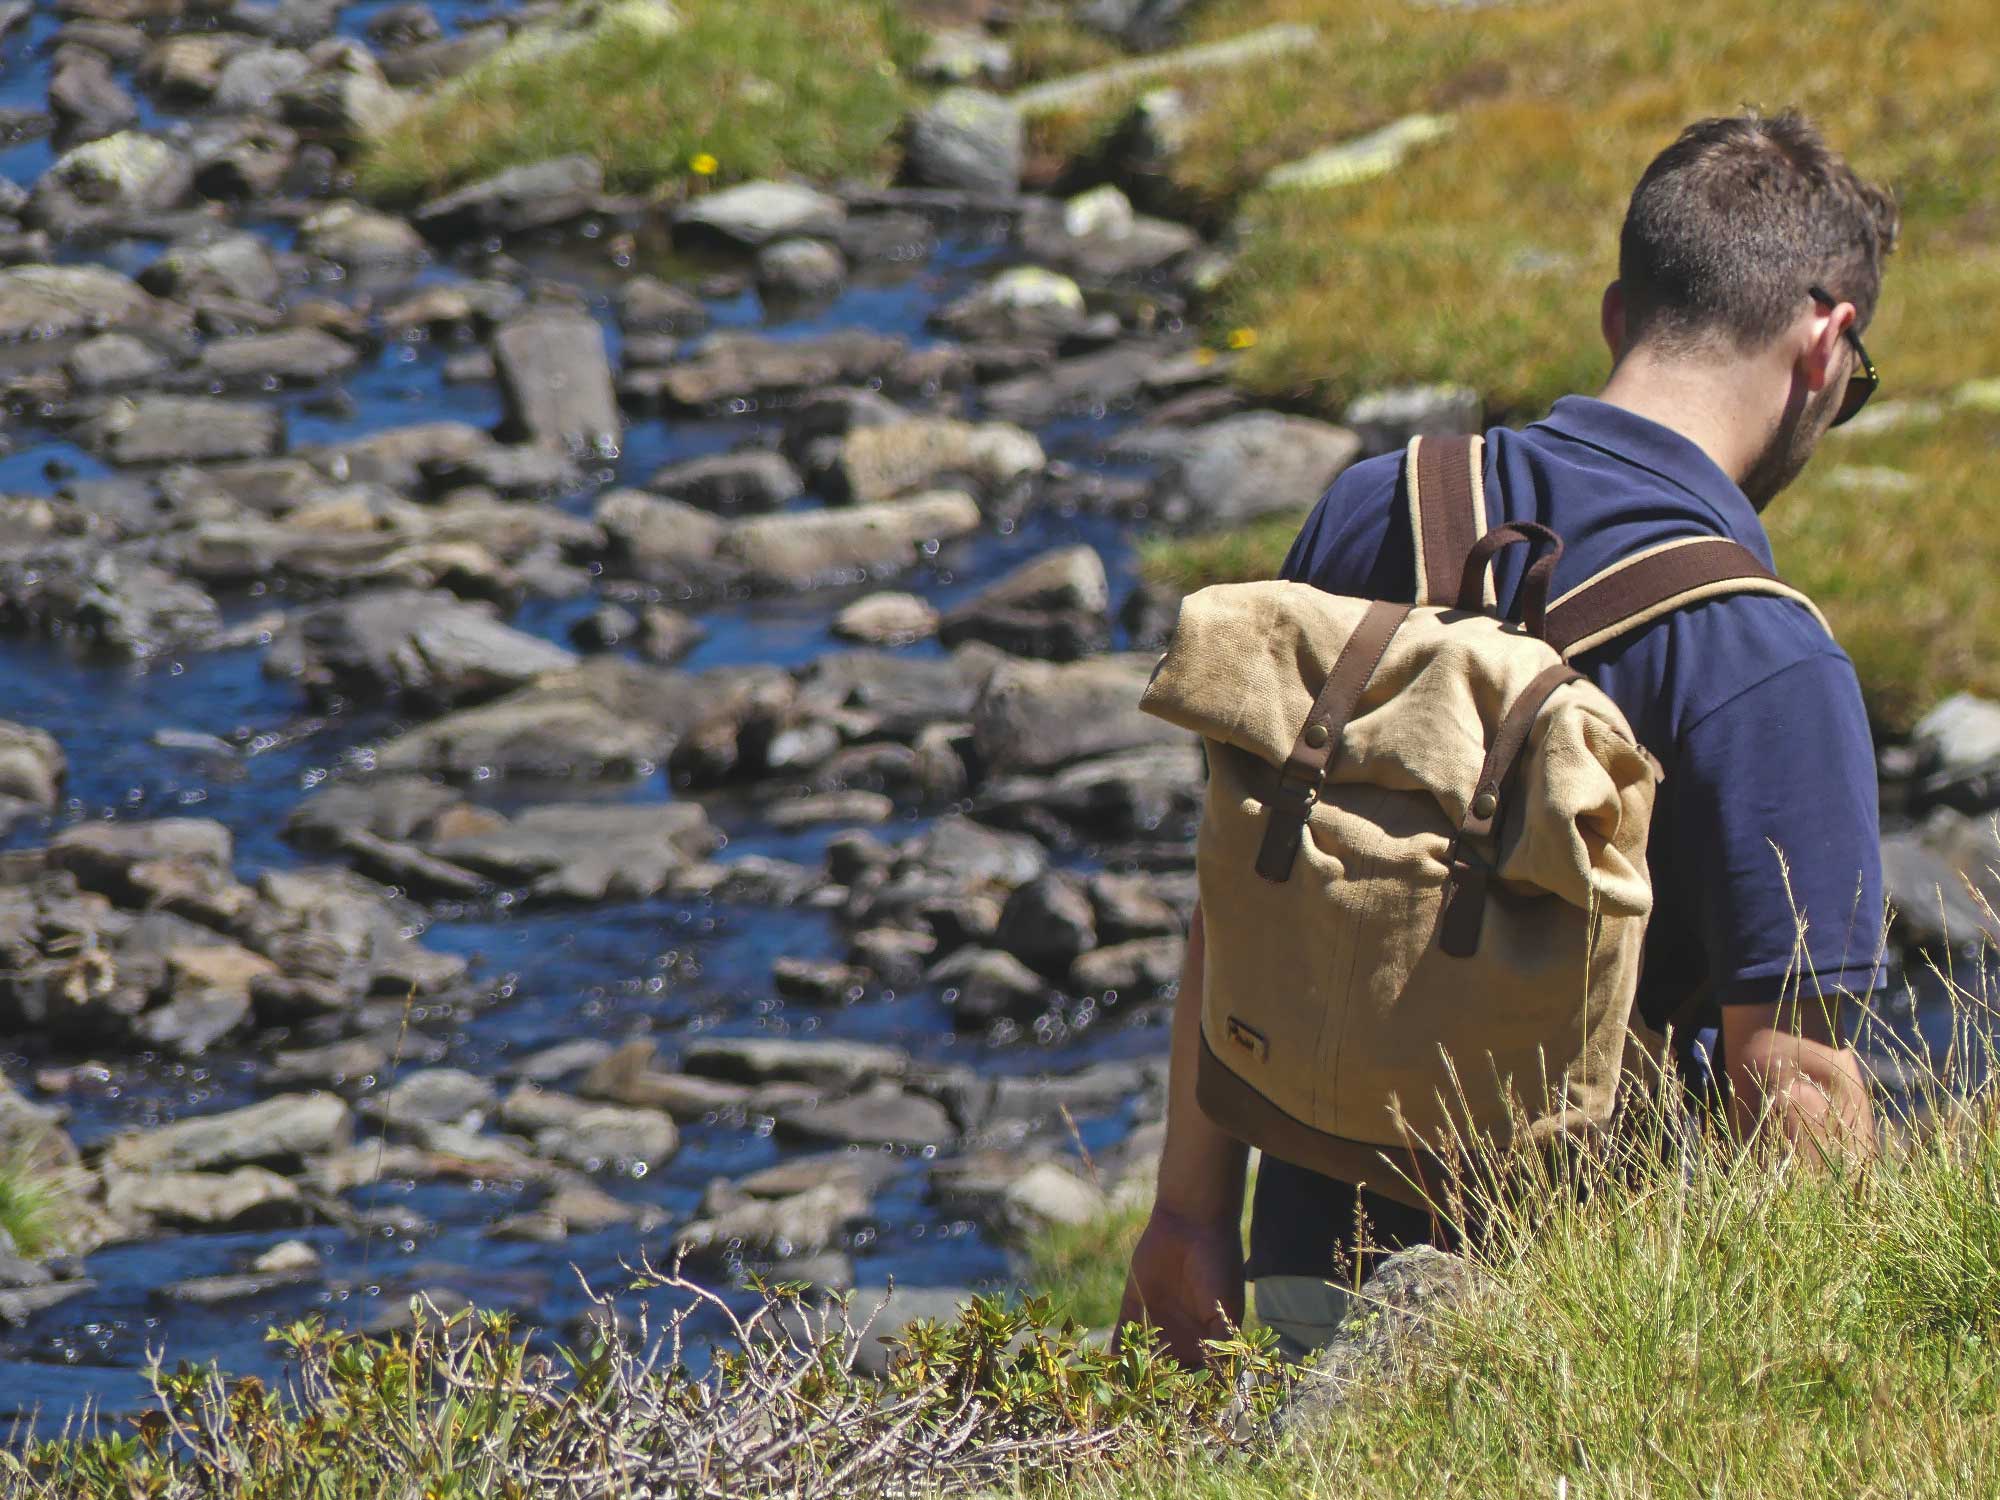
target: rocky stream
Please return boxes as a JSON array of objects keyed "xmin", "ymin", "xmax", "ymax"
[{"xmin": 0, "ymin": 0, "xmax": 1984, "ymax": 1439}]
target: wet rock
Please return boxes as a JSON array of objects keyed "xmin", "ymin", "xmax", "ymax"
[
  {"xmin": 1070, "ymin": 935, "xmax": 1184, "ymax": 996},
  {"xmin": 638, "ymin": 604, "xmax": 706, "ymax": 665},
  {"xmin": 1882, "ymin": 809, "xmax": 1999, "ymax": 950},
  {"xmin": 0, "ymin": 722, "xmax": 64, "ymax": 813},
  {"xmin": 848, "ymin": 926, "xmax": 935, "ymax": 989},
  {"xmin": 674, "ymin": 1180, "xmax": 864, "ymax": 1262},
  {"xmin": 898, "ymin": 814, "xmax": 1047, "ymax": 889},
  {"xmin": 285, "ymin": 774, "xmax": 465, "ymax": 848},
  {"xmin": 266, "ymin": 589, "xmax": 576, "ymax": 708},
  {"xmin": 1118, "ymin": 578, "xmax": 1182, "ymax": 652},
  {"xmin": 766, "ymin": 792, "xmax": 895, "ymax": 833},
  {"xmin": 672, "ymin": 180, "xmax": 845, "ymax": 251},
  {"xmin": 774, "ymin": 1081, "xmax": 956, "ymax": 1149},
  {"xmin": 1342, "ymin": 382, "xmax": 1482, "ymax": 457},
  {"xmin": 298, "ymin": 200, "xmax": 427, "ymax": 267},
  {"xmin": 903, "ymin": 88, "xmax": 1022, "ymax": 196},
  {"xmin": 648, "ymin": 449, "xmax": 802, "ymax": 512},
  {"xmin": 33, "ymin": 132, "xmax": 192, "ymax": 236},
  {"xmin": 1017, "ymin": 188, "xmax": 1200, "ymax": 281},
  {"xmin": 1088, "ymin": 872, "xmax": 1185, "ymax": 942},
  {"xmin": 756, "ymin": 238, "xmax": 846, "ymax": 303},
  {"xmin": 158, "ymin": 1267, "xmax": 317, "ymax": 1305},
  {"xmin": 832, "ymin": 591, "xmax": 939, "ymax": 645},
  {"xmin": 103, "ymin": 1092, "xmax": 352, "ymax": 1173},
  {"xmin": 536, "ymin": 1105, "xmax": 677, "ymax": 1171},
  {"xmin": 721, "ymin": 491, "xmax": 981, "ymax": 589},
  {"xmin": 626, "ymin": 329, "xmax": 907, "ymax": 412},
  {"xmin": 594, "ymin": 488, "xmax": 727, "ymax": 579},
  {"xmin": 577, "ymin": 1039, "xmax": 745, "ymax": 1118},
  {"xmin": 981, "ymin": 342, "xmax": 1186, "ymax": 426},
  {"xmin": 50, "ymin": 818, "xmax": 230, "ymax": 900},
  {"xmin": 428, "ymin": 800, "xmax": 717, "ymax": 901},
  {"xmin": 493, "ymin": 307, "xmax": 620, "ymax": 455},
  {"xmin": 199, "ymin": 328, "xmax": 360, "ymax": 387},
  {"xmin": 141, "ymin": 231, "xmax": 281, "ymax": 306},
  {"xmin": 251, "ymin": 863, "xmax": 467, "ymax": 995},
  {"xmin": 370, "ymin": 657, "xmax": 711, "ymax": 781},
  {"xmin": 616, "ymin": 275, "xmax": 708, "ymax": 336},
  {"xmin": 363, "ymin": 1067, "xmax": 495, "ymax": 1129},
  {"xmin": 268, "ymin": 1034, "xmax": 393, "ymax": 1086},
  {"xmin": 1157, "ymin": 411, "xmax": 1361, "ymax": 530},
  {"xmin": 994, "ymin": 874, "xmax": 1097, "ymax": 978},
  {"xmin": 0, "ymin": 548, "xmax": 224, "ymax": 658},
  {"xmin": 836, "ymin": 210, "xmax": 934, "ymax": 264},
  {"xmin": 939, "ymin": 1060, "xmax": 1150, "ymax": 1139},
  {"xmin": 939, "ymin": 544, "xmax": 1109, "ymax": 660},
  {"xmin": 978, "ymin": 741, "xmax": 1205, "ymax": 837},
  {"xmin": 940, "ymin": 1157, "xmax": 1105, "ymax": 1238},
  {"xmin": 137, "ymin": 942, "xmax": 276, "ymax": 1054},
  {"xmin": 0, "ymin": 263, "xmax": 190, "ymax": 343},
  {"xmin": 48, "ymin": 48, "xmax": 137, "ymax": 140},
  {"xmin": 831, "ymin": 417, "xmax": 1044, "ymax": 504},
  {"xmin": 140, "ymin": 34, "xmax": 246, "ymax": 103},
  {"xmin": 680, "ymin": 1036, "xmax": 907, "ymax": 1093},
  {"xmin": 506, "ymin": 1038, "xmax": 616, "ymax": 1084},
  {"xmin": 771, "ymin": 956, "xmax": 873, "ymax": 1005},
  {"xmin": 973, "ymin": 655, "xmax": 1183, "ymax": 775},
  {"xmin": 82, "ymin": 395, "xmax": 282, "ymax": 466},
  {"xmin": 932, "ymin": 266, "xmax": 1086, "ymax": 343},
  {"xmin": 1912, "ymin": 694, "xmax": 2000, "ymax": 812},
  {"xmin": 213, "ymin": 45, "xmax": 313, "ymax": 112},
  {"xmin": 105, "ymin": 1166, "xmax": 308, "ymax": 1232},
  {"xmin": 277, "ymin": 43, "xmax": 409, "ymax": 141},
  {"xmin": 415, "ymin": 154, "xmax": 604, "ymax": 241},
  {"xmin": 929, "ymin": 946, "xmax": 1046, "ymax": 1023},
  {"xmin": 0, "ymin": 1280, "xmax": 94, "ymax": 1326}
]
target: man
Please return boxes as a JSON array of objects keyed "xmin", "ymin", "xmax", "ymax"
[{"xmin": 1119, "ymin": 111, "xmax": 1898, "ymax": 1365}]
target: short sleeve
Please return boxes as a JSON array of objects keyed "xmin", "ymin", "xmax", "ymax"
[{"xmin": 1666, "ymin": 652, "xmax": 1887, "ymax": 1004}]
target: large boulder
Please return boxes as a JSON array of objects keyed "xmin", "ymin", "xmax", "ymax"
[
  {"xmin": 297, "ymin": 201, "xmax": 427, "ymax": 267},
  {"xmin": 104, "ymin": 1166, "xmax": 309, "ymax": 1232},
  {"xmin": 902, "ymin": 88, "xmax": 1022, "ymax": 196},
  {"xmin": 427, "ymin": 800, "xmax": 717, "ymax": 902},
  {"xmin": 939, "ymin": 544, "xmax": 1109, "ymax": 660},
  {"xmin": 493, "ymin": 306, "xmax": 620, "ymax": 454},
  {"xmin": 932, "ymin": 266, "xmax": 1087, "ymax": 343},
  {"xmin": 972, "ymin": 655, "xmax": 1185, "ymax": 775},
  {"xmin": 414, "ymin": 155, "xmax": 604, "ymax": 240},
  {"xmin": 32, "ymin": 133, "xmax": 192, "ymax": 234},
  {"xmin": 593, "ymin": 488, "xmax": 728, "ymax": 578},
  {"xmin": 265, "ymin": 589, "xmax": 577, "ymax": 708},
  {"xmin": 1157, "ymin": 412, "xmax": 1362, "ymax": 530},
  {"xmin": 140, "ymin": 232, "xmax": 282, "ymax": 305},
  {"xmin": 648, "ymin": 450, "xmax": 802, "ymax": 512}
]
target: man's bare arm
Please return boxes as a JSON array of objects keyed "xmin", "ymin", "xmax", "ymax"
[
  {"xmin": 1113, "ymin": 905, "xmax": 1250, "ymax": 1365},
  {"xmin": 1720, "ymin": 997, "xmax": 1876, "ymax": 1159}
]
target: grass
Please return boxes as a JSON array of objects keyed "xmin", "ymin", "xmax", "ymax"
[
  {"xmin": 360, "ymin": 0, "xmax": 919, "ymax": 201},
  {"xmin": 0, "ymin": 1152, "xmax": 64, "ymax": 1259},
  {"xmin": 1029, "ymin": 0, "xmax": 2000, "ymax": 731}
]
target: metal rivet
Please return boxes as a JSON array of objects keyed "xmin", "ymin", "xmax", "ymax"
[
  {"xmin": 1472, "ymin": 790, "xmax": 1498, "ymax": 820},
  {"xmin": 1303, "ymin": 722, "xmax": 1329, "ymax": 749}
]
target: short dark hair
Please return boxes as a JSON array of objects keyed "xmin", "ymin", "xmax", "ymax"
[{"xmin": 1618, "ymin": 110, "xmax": 1899, "ymax": 353}]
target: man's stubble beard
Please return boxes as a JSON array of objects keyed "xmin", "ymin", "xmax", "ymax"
[{"xmin": 1739, "ymin": 377, "xmax": 1844, "ymax": 512}]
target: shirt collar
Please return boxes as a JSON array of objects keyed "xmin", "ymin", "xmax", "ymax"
[{"xmin": 1529, "ymin": 395, "xmax": 1773, "ymax": 565}]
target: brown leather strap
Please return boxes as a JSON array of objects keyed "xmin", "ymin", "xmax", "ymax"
[
  {"xmin": 1543, "ymin": 536, "xmax": 1813, "ymax": 658},
  {"xmin": 1408, "ymin": 435, "xmax": 1485, "ymax": 608},
  {"xmin": 1255, "ymin": 600, "xmax": 1411, "ymax": 884},
  {"xmin": 1439, "ymin": 661, "xmax": 1583, "ymax": 957},
  {"xmin": 1456, "ymin": 521, "xmax": 1564, "ymax": 637}
]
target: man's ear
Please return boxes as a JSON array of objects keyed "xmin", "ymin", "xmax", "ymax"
[
  {"xmin": 1600, "ymin": 281, "xmax": 1626, "ymax": 360},
  {"xmin": 1802, "ymin": 295, "xmax": 1854, "ymax": 394}
]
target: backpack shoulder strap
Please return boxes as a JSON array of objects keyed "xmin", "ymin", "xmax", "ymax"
[
  {"xmin": 1542, "ymin": 536, "xmax": 1829, "ymax": 659},
  {"xmin": 1405, "ymin": 433, "xmax": 1492, "ymax": 609}
]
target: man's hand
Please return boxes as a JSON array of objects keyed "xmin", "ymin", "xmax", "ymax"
[
  {"xmin": 1114, "ymin": 1205, "xmax": 1244, "ymax": 1367},
  {"xmin": 1113, "ymin": 903, "xmax": 1250, "ymax": 1368},
  {"xmin": 1722, "ymin": 999, "xmax": 1876, "ymax": 1160}
]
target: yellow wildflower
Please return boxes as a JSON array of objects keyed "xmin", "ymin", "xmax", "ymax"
[
  {"xmin": 690, "ymin": 152, "xmax": 718, "ymax": 177},
  {"xmin": 1226, "ymin": 326, "xmax": 1258, "ymax": 350}
]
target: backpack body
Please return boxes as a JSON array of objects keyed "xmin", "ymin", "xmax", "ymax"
[{"xmin": 1138, "ymin": 435, "xmax": 1825, "ymax": 1207}]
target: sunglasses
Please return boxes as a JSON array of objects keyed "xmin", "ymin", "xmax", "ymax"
[{"xmin": 1809, "ymin": 284, "xmax": 1880, "ymax": 427}]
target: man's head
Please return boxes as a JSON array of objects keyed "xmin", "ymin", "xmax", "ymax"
[{"xmin": 1602, "ymin": 111, "xmax": 1899, "ymax": 508}]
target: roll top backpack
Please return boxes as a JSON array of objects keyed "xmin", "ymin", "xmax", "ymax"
[{"xmin": 1139, "ymin": 434, "xmax": 1826, "ymax": 1209}]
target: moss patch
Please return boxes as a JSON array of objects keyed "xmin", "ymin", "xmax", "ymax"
[{"xmin": 361, "ymin": 0, "xmax": 919, "ymax": 201}]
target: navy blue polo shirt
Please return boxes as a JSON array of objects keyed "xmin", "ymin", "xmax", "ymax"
[{"xmin": 1245, "ymin": 395, "xmax": 1886, "ymax": 1281}]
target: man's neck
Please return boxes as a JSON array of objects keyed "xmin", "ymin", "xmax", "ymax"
[{"xmin": 1597, "ymin": 348, "xmax": 1776, "ymax": 487}]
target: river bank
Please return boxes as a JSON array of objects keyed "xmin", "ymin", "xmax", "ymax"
[{"xmin": 0, "ymin": 0, "xmax": 1990, "ymax": 1445}]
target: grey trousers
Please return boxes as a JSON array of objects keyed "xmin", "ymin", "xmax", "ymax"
[{"xmin": 1254, "ymin": 1276, "xmax": 1356, "ymax": 1362}]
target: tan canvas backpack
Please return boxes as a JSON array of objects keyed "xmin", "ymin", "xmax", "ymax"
[{"xmin": 1139, "ymin": 434, "xmax": 1826, "ymax": 1209}]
